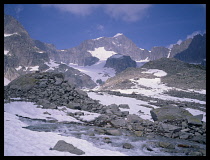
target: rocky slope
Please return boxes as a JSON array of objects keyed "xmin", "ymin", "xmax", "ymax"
[{"xmin": 100, "ymin": 58, "xmax": 206, "ymax": 91}]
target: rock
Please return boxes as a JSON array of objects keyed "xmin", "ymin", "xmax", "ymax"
[
  {"xmin": 105, "ymin": 129, "xmax": 122, "ymax": 136},
  {"xmin": 150, "ymin": 106, "xmax": 193, "ymax": 121},
  {"xmin": 157, "ymin": 122, "xmax": 182, "ymax": 133},
  {"xmin": 126, "ymin": 114, "xmax": 143, "ymax": 123},
  {"xmin": 119, "ymin": 104, "xmax": 130, "ymax": 109},
  {"xmin": 179, "ymin": 132, "xmax": 193, "ymax": 139},
  {"xmin": 191, "ymin": 135, "xmax": 206, "ymax": 144},
  {"xmin": 121, "ymin": 111, "xmax": 129, "ymax": 117},
  {"xmin": 123, "ymin": 143, "xmax": 134, "ymax": 149},
  {"xmin": 110, "ymin": 118, "xmax": 126, "ymax": 128},
  {"xmin": 158, "ymin": 141, "xmax": 175, "ymax": 149},
  {"xmin": 177, "ymin": 144, "xmax": 190, "ymax": 148},
  {"xmin": 54, "ymin": 76, "xmax": 63, "ymax": 85},
  {"xmin": 131, "ymin": 123, "xmax": 145, "ymax": 131},
  {"xmin": 37, "ymin": 99, "xmax": 57, "ymax": 109},
  {"xmin": 186, "ymin": 116, "xmax": 202, "ymax": 126},
  {"xmin": 51, "ymin": 140, "xmax": 85, "ymax": 155},
  {"xmin": 188, "ymin": 151, "xmax": 203, "ymax": 156},
  {"xmin": 134, "ymin": 131, "xmax": 144, "ymax": 137},
  {"xmin": 103, "ymin": 137, "xmax": 112, "ymax": 143}
]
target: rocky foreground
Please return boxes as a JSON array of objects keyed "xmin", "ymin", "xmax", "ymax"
[{"xmin": 4, "ymin": 72, "xmax": 206, "ymax": 156}]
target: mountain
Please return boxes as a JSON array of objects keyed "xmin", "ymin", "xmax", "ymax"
[
  {"xmin": 174, "ymin": 34, "xmax": 206, "ymax": 64},
  {"xmin": 4, "ymin": 14, "xmax": 206, "ymax": 87},
  {"xmin": 4, "ymin": 14, "xmax": 96, "ymax": 88}
]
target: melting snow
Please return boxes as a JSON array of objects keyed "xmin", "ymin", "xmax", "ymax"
[
  {"xmin": 136, "ymin": 57, "xmax": 150, "ymax": 62},
  {"xmin": 45, "ymin": 59, "xmax": 60, "ymax": 71},
  {"xmin": 15, "ymin": 66, "xmax": 22, "ymax": 71}
]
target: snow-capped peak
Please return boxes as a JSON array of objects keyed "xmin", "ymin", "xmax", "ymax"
[{"xmin": 113, "ymin": 33, "xmax": 123, "ymax": 38}]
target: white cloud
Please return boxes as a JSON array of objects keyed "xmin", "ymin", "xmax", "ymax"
[
  {"xmin": 103, "ymin": 4, "xmax": 152, "ymax": 22},
  {"xmin": 97, "ymin": 24, "xmax": 104, "ymax": 31},
  {"xmin": 41, "ymin": 4, "xmax": 101, "ymax": 16},
  {"xmin": 41, "ymin": 4, "xmax": 152, "ymax": 22}
]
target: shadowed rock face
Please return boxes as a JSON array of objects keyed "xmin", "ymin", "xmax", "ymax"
[{"xmin": 104, "ymin": 54, "xmax": 137, "ymax": 74}]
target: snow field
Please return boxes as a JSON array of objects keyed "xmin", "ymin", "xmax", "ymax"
[
  {"xmin": 69, "ymin": 60, "xmax": 116, "ymax": 83},
  {"xmin": 4, "ymin": 112, "xmax": 126, "ymax": 156},
  {"xmin": 87, "ymin": 47, "xmax": 118, "ymax": 61}
]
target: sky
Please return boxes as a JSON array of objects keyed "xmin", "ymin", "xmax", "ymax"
[{"xmin": 4, "ymin": 4, "xmax": 206, "ymax": 50}]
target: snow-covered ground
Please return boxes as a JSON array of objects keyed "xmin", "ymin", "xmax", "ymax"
[
  {"xmin": 4, "ymin": 111, "xmax": 126, "ymax": 156},
  {"xmin": 69, "ymin": 60, "xmax": 116, "ymax": 83},
  {"xmin": 111, "ymin": 69, "xmax": 206, "ymax": 105},
  {"xmin": 88, "ymin": 92, "xmax": 159, "ymax": 121}
]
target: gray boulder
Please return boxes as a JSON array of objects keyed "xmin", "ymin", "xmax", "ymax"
[
  {"xmin": 110, "ymin": 118, "xmax": 126, "ymax": 128},
  {"xmin": 51, "ymin": 140, "xmax": 85, "ymax": 155},
  {"xmin": 186, "ymin": 115, "xmax": 202, "ymax": 126},
  {"xmin": 105, "ymin": 129, "xmax": 122, "ymax": 136},
  {"xmin": 150, "ymin": 106, "xmax": 193, "ymax": 121},
  {"xmin": 126, "ymin": 114, "xmax": 143, "ymax": 123}
]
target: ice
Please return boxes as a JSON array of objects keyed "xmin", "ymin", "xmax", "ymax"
[
  {"xmin": 93, "ymin": 37, "xmax": 103, "ymax": 40},
  {"xmin": 87, "ymin": 47, "xmax": 118, "ymax": 61}
]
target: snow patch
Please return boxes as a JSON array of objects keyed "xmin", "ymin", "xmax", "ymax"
[
  {"xmin": 113, "ymin": 33, "xmax": 123, "ymax": 37},
  {"xmin": 136, "ymin": 57, "xmax": 150, "ymax": 62},
  {"xmin": 4, "ymin": 77, "xmax": 10, "ymax": 86},
  {"xmin": 29, "ymin": 66, "xmax": 39, "ymax": 71},
  {"xmin": 142, "ymin": 69, "xmax": 167, "ymax": 77},
  {"xmin": 45, "ymin": 59, "xmax": 60, "ymax": 71},
  {"xmin": 4, "ymin": 50, "xmax": 9, "ymax": 55},
  {"xmin": 87, "ymin": 47, "xmax": 118, "ymax": 61},
  {"xmin": 93, "ymin": 37, "xmax": 103, "ymax": 40},
  {"xmin": 4, "ymin": 32, "xmax": 19, "ymax": 37},
  {"xmin": 15, "ymin": 66, "xmax": 22, "ymax": 71}
]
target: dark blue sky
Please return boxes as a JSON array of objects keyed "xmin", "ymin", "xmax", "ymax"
[{"xmin": 4, "ymin": 4, "xmax": 206, "ymax": 50}]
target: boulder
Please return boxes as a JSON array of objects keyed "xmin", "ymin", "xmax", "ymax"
[
  {"xmin": 110, "ymin": 118, "xmax": 126, "ymax": 128},
  {"xmin": 105, "ymin": 129, "xmax": 122, "ymax": 136},
  {"xmin": 126, "ymin": 114, "xmax": 143, "ymax": 123},
  {"xmin": 186, "ymin": 116, "xmax": 202, "ymax": 126},
  {"xmin": 158, "ymin": 141, "xmax": 175, "ymax": 149},
  {"xmin": 119, "ymin": 104, "xmax": 130, "ymax": 109},
  {"xmin": 51, "ymin": 140, "xmax": 85, "ymax": 155},
  {"xmin": 150, "ymin": 106, "xmax": 193, "ymax": 121},
  {"xmin": 157, "ymin": 122, "xmax": 182, "ymax": 133},
  {"xmin": 123, "ymin": 143, "xmax": 134, "ymax": 149}
]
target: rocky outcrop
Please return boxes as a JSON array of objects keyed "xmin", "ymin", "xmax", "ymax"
[{"xmin": 104, "ymin": 54, "xmax": 137, "ymax": 74}]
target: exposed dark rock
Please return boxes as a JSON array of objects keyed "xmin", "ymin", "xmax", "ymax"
[{"xmin": 51, "ymin": 140, "xmax": 85, "ymax": 155}]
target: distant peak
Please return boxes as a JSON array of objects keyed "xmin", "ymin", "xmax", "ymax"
[{"xmin": 113, "ymin": 33, "xmax": 123, "ymax": 37}]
